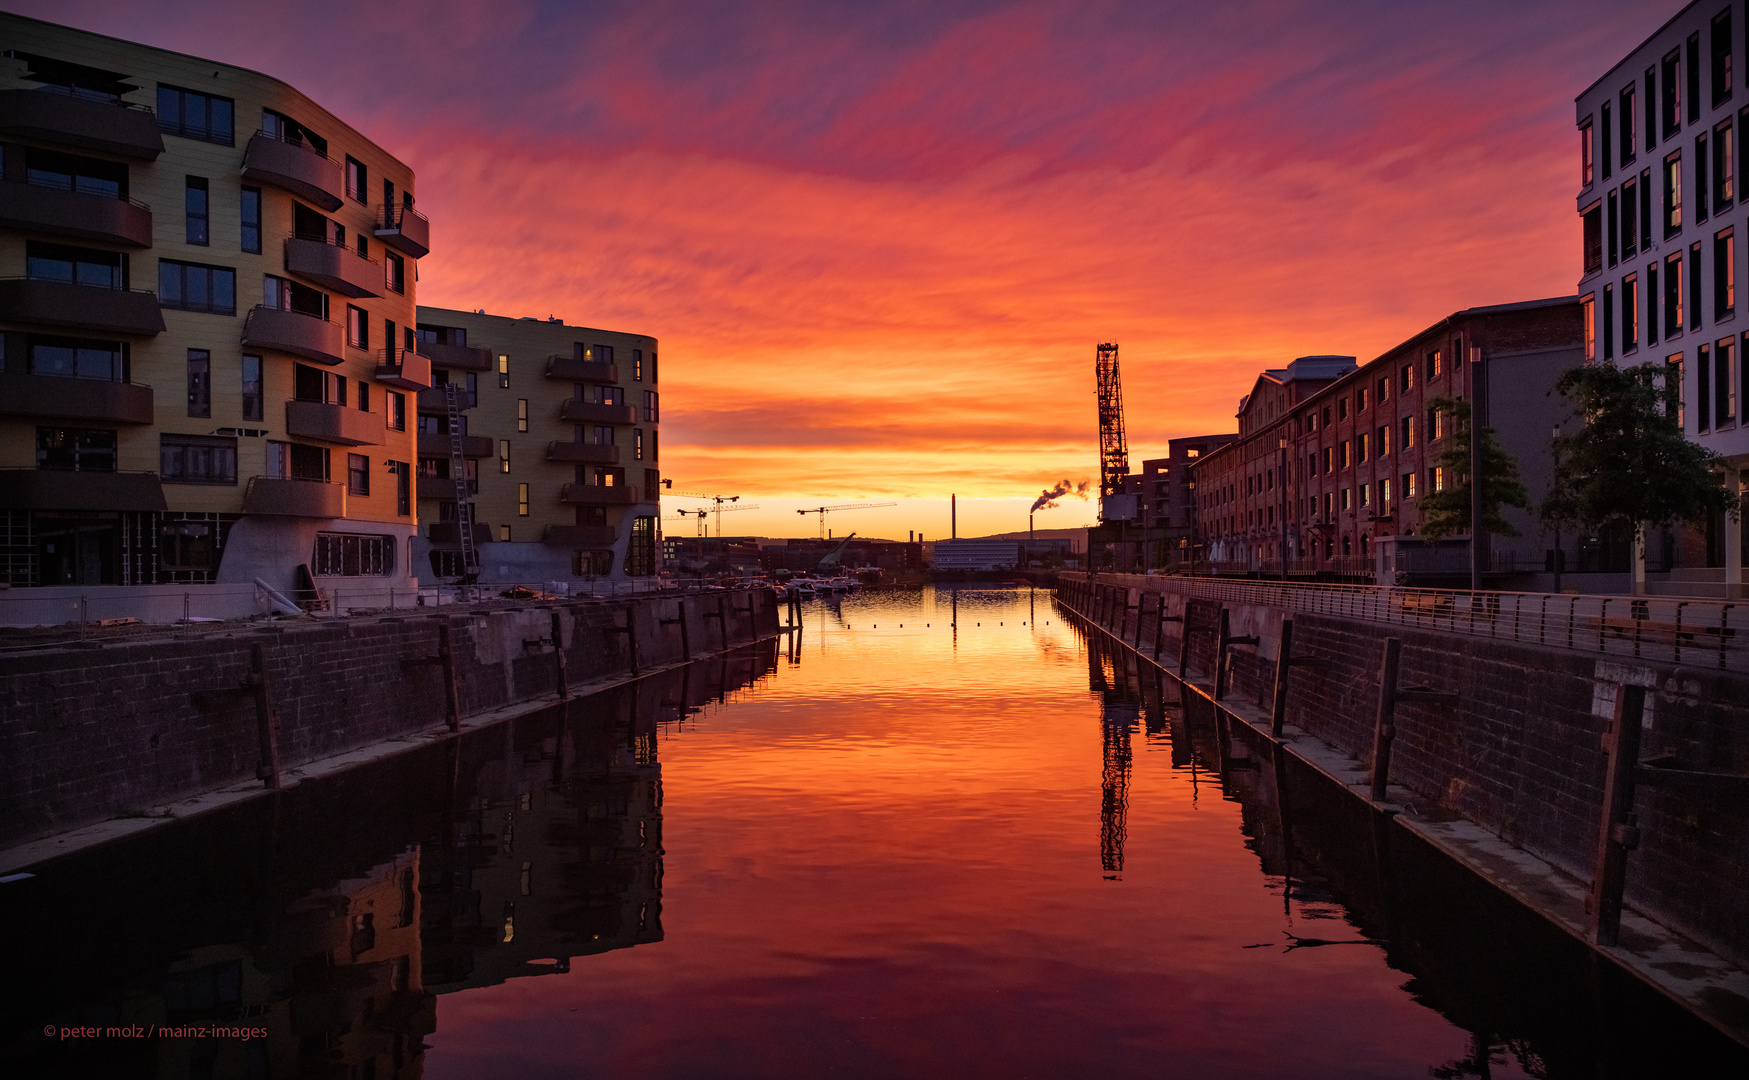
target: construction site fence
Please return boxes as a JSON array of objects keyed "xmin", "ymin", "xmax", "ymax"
[{"xmin": 1076, "ymin": 572, "xmax": 1749, "ymax": 674}]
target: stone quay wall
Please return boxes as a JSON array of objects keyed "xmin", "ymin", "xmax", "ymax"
[
  {"xmin": 1057, "ymin": 573, "xmax": 1749, "ymax": 971},
  {"xmin": 0, "ymin": 590, "xmax": 780, "ymax": 848}
]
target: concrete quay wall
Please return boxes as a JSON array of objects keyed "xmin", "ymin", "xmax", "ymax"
[
  {"xmin": 1059, "ymin": 573, "xmax": 1749, "ymax": 972},
  {"xmin": 0, "ymin": 590, "xmax": 780, "ymax": 848}
]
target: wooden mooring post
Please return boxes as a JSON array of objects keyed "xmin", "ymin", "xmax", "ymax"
[
  {"xmin": 1213, "ymin": 608, "xmax": 1259, "ymax": 703},
  {"xmin": 1368, "ymin": 637, "xmax": 1459, "ymax": 801},
  {"xmin": 1269, "ymin": 618, "xmax": 1294, "ymax": 738},
  {"xmin": 660, "ymin": 600, "xmax": 690, "ymax": 661},
  {"xmin": 550, "ymin": 611, "xmax": 571, "ymax": 700},
  {"xmin": 247, "ymin": 642, "xmax": 283, "ymax": 789},
  {"xmin": 1154, "ymin": 596, "xmax": 1182, "ymax": 662}
]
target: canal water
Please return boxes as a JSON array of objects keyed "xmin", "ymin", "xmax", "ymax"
[{"xmin": 4, "ymin": 585, "xmax": 1743, "ymax": 1078}]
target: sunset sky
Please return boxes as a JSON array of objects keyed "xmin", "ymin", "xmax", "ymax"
[{"xmin": 22, "ymin": 0, "xmax": 1658, "ymax": 539}]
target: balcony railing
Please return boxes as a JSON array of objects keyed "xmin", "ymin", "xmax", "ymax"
[
  {"xmin": 374, "ymin": 203, "xmax": 430, "ymax": 259},
  {"xmin": 545, "ymin": 355, "xmax": 617, "ymax": 382},
  {"xmin": 374, "ymin": 348, "xmax": 432, "ymax": 391},
  {"xmin": 241, "ymin": 130, "xmax": 343, "ymax": 211},
  {"xmin": 543, "ymin": 524, "xmax": 618, "ymax": 546},
  {"xmin": 0, "ymin": 87, "xmax": 164, "ymax": 160},
  {"xmin": 0, "ymin": 468, "xmax": 167, "ymax": 512},
  {"xmin": 414, "ymin": 339, "xmax": 494, "ymax": 372},
  {"xmin": 0, "ymin": 179, "xmax": 153, "ymax": 247},
  {"xmin": 417, "ymin": 432, "xmax": 494, "ymax": 458},
  {"xmin": 559, "ymin": 483, "xmax": 640, "ymax": 506},
  {"xmin": 284, "ymin": 235, "xmax": 382, "ymax": 298},
  {"xmin": 545, "ymin": 441, "xmax": 619, "ymax": 464},
  {"xmin": 416, "ymin": 384, "xmax": 475, "ymax": 411},
  {"xmin": 559, "ymin": 399, "xmax": 637, "ymax": 425},
  {"xmin": 241, "ymin": 306, "xmax": 344, "ymax": 366},
  {"xmin": 417, "ymin": 475, "xmax": 475, "ymax": 500},
  {"xmin": 0, "ymin": 278, "xmax": 165, "ymax": 336},
  {"xmin": 242, "ymin": 475, "xmax": 345, "ymax": 517},
  {"xmin": 285, "ymin": 400, "xmax": 385, "ymax": 447},
  {"xmin": 0, "ymin": 371, "xmax": 154, "ymax": 424}
]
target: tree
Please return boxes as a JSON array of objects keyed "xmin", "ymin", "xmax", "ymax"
[
  {"xmin": 1417, "ymin": 396, "xmax": 1529, "ymax": 540},
  {"xmin": 1540, "ymin": 362, "xmax": 1737, "ymax": 540}
]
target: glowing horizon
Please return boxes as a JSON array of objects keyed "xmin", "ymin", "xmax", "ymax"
[{"xmin": 16, "ymin": 0, "xmax": 1659, "ymax": 539}]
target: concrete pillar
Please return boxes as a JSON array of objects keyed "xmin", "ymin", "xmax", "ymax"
[
  {"xmin": 1726, "ymin": 469, "xmax": 1743, "ymax": 600},
  {"xmin": 1633, "ymin": 523, "xmax": 1647, "ymax": 596}
]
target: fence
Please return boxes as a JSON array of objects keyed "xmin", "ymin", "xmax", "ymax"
[{"xmin": 1079, "ymin": 572, "xmax": 1748, "ymax": 673}]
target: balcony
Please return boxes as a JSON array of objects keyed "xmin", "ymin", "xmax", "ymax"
[
  {"xmin": 243, "ymin": 476, "xmax": 344, "ymax": 517},
  {"xmin": 284, "ymin": 236, "xmax": 382, "ymax": 298},
  {"xmin": 0, "ymin": 279, "xmax": 165, "ymax": 336},
  {"xmin": 427, "ymin": 522, "xmax": 493, "ymax": 546},
  {"xmin": 240, "ymin": 131, "xmax": 343, "ymax": 211},
  {"xmin": 416, "ymin": 475, "xmax": 473, "ymax": 500},
  {"xmin": 545, "ymin": 355, "xmax": 617, "ymax": 382},
  {"xmin": 285, "ymin": 401, "xmax": 385, "ymax": 446},
  {"xmin": 415, "ymin": 385, "xmax": 475, "ymax": 412},
  {"xmin": 0, "ymin": 469, "xmax": 167, "ymax": 512},
  {"xmin": 543, "ymin": 524, "xmax": 618, "ymax": 546},
  {"xmin": 546, "ymin": 441, "xmax": 619, "ymax": 464},
  {"xmin": 559, "ymin": 483, "xmax": 640, "ymax": 506},
  {"xmin": 417, "ymin": 432, "xmax": 493, "ymax": 458},
  {"xmin": 0, "ymin": 179, "xmax": 153, "ymax": 247},
  {"xmin": 415, "ymin": 339, "xmax": 494, "ymax": 372},
  {"xmin": 374, "ymin": 348, "xmax": 431, "ymax": 391},
  {"xmin": 374, "ymin": 203, "xmax": 430, "ymax": 259},
  {"xmin": 559, "ymin": 400, "xmax": 637, "ymax": 425},
  {"xmin": 241, "ymin": 306, "xmax": 344, "ymax": 365},
  {"xmin": 0, "ymin": 88, "xmax": 165, "ymax": 160},
  {"xmin": 0, "ymin": 372, "xmax": 154, "ymax": 424}
]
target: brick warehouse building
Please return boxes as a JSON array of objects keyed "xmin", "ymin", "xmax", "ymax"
[
  {"xmin": 0, "ymin": 13, "xmax": 429, "ymax": 607},
  {"xmin": 1188, "ymin": 300, "xmax": 1587, "ymax": 585}
]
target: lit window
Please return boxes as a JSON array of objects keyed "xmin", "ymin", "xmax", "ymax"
[{"xmin": 517, "ymin": 482, "xmax": 529, "ymax": 516}]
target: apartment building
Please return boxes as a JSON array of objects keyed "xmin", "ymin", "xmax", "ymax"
[
  {"xmin": 1577, "ymin": 0, "xmax": 1748, "ymax": 594},
  {"xmin": 0, "ymin": 13, "xmax": 428, "ymax": 604},
  {"xmin": 1136, "ymin": 433, "xmax": 1236, "ymax": 568},
  {"xmin": 411, "ymin": 307, "xmax": 660, "ymax": 586},
  {"xmin": 1189, "ymin": 301, "xmax": 1585, "ymax": 582}
]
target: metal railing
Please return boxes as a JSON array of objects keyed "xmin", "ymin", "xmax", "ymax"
[
  {"xmin": 1076, "ymin": 572, "xmax": 1747, "ymax": 672},
  {"xmin": 376, "ymin": 202, "xmax": 428, "ymax": 231}
]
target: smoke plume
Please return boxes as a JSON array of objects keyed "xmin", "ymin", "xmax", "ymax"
[{"xmin": 1031, "ymin": 479, "xmax": 1092, "ymax": 513}]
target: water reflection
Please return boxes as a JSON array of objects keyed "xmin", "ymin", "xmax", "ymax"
[{"xmin": 1, "ymin": 645, "xmax": 776, "ymax": 1078}]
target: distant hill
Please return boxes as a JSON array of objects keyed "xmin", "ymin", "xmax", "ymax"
[{"xmin": 973, "ymin": 528, "xmax": 1086, "ymax": 542}]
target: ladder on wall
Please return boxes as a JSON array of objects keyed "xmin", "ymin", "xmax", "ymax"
[{"xmin": 444, "ymin": 382, "xmax": 478, "ymax": 577}]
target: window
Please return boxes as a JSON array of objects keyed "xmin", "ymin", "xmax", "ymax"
[
  {"xmin": 1377, "ymin": 424, "xmax": 1391, "ymax": 456},
  {"xmin": 1607, "ymin": 189, "xmax": 1619, "ymax": 266},
  {"xmin": 1622, "ymin": 176, "xmax": 1639, "ymax": 257},
  {"xmin": 1604, "ymin": 284, "xmax": 1615, "ymax": 359},
  {"xmin": 633, "ymin": 428, "xmax": 645, "ymax": 460},
  {"xmin": 498, "ymin": 353, "xmax": 509, "ymax": 390},
  {"xmin": 595, "ymin": 385, "xmax": 624, "ymax": 406},
  {"xmin": 1400, "ymin": 364, "xmax": 1414, "ymax": 392},
  {"xmin": 387, "ymin": 390, "xmax": 406, "ymax": 431},
  {"xmin": 591, "ymin": 425, "xmax": 614, "ymax": 446},
  {"xmin": 345, "ymin": 156, "xmax": 366, "ymax": 202},
  {"xmin": 385, "ymin": 252, "xmax": 405, "ymax": 294},
  {"xmin": 241, "ymin": 354, "xmax": 263, "ymax": 421},
  {"xmin": 1322, "ymin": 446, "xmax": 1333, "ymax": 473},
  {"xmin": 261, "ymin": 109, "xmax": 326, "ymax": 155},
  {"xmin": 1340, "ymin": 440, "xmax": 1352, "ymax": 468},
  {"xmin": 1432, "ymin": 466, "xmax": 1446, "ymax": 493},
  {"xmin": 1582, "ymin": 293, "xmax": 1596, "ymax": 361},
  {"xmin": 1718, "ymin": 121, "xmax": 1735, "ymax": 208},
  {"xmin": 499, "ymin": 439, "xmax": 511, "ymax": 473},
  {"xmin": 158, "ymin": 260, "xmax": 235, "ymax": 314},
  {"xmin": 1692, "ymin": 241, "xmax": 1704, "ymax": 330},
  {"xmin": 36, "ymin": 427, "xmax": 115, "ymax": 472},
  {"xmin": 1357, "ymin": 432, "xmax": 1369, "ymax": 462},
  {"xmin": 1622, "ymin": 84, "xmax": 1638, "ymax": 165},
  {"xmin": 1698, "ymin": 134, "xmax": 1710, "ymax": 221},
  {"xmin": 1340, "ymin": 488, "xmax": 1352, "ymax": 511},
  {"xmin": 1717, "ymin": 229, "xmax": 1736, "ymax": 320},
  {"xmin": 237, "ymin": 186, "xmax": 262, "ymax": 254},
  {"xmin": 1603, "ymin": 101, "xmax": 1614, "ymax": 180},
  {"xmin": 1640, "ymin": 167, "xmax": 1653, "ymax": 249},
  {"xmin": 499, "ymin": 525, "xmax": 511, "ymax": 542},
  {"xmin": 1583, "ymin": 203, "xmax": 1603, "ymax": 272},
  {"xmin": 1700, "ymin": 345, "xmax": 1712, "ymax": 430},
  {"xmin": 160, "ymin": 434, "xmax": 237, "ymax": 484},
  {"xmin": 1663, "ymin": 49, "xmax": 1682, "ymax": 138},
  {"xmin": 650, "ymin": 428, "xmax": 658, "ymax": 461},
  {"xmin": 1356, "ymin": 386, "xmax": 1368, "ymax": 411},
  {"xmin": 1581, "ymin": 118, "xmax": 1595, "ymax": 185},
  {"xmin": 263, "ymin": 275, "xmax": 327, "ymax": 318},
  {"xmin": 1664, "ymin": 153, "xmax": 1683, "ymax": 237},
  {"xmin": 643, "ymin": 389, "xmax": 659, "ymax": 422},
  {"xmin": 517, "ymin": 398, "xmax": 528, "ymax": 433},
  {"xmin": 650, "ymin": 352, "xmax": 657, "ymax": 384},
  {"xmin": 1689, "ymin": 33, "xmax": 1702, "ymax": 124},
  {"xmin": 295, "ymin": 363, "xmax": 347, "ymax": 405},
  {"xmin": 186, "ymin": 349, "xmax": 210, "ymax": 417},
  {"xmin": 1337, "ymin": 398, "xmax": 1349, "ymax": 420},
  {"xmin": 313, "ymin": 532, "xmax": 395, "ymax": 577},
  {"xmin": 1624, "ymin": 274, "xmax": 1640, "ymax": 349},
  {"xmin": 1430, "ymin": 406, "xmax": 1445, "ymax": 440},
  {"xmin": 1400, "ymin": 415, "xmax": 1415, "ymax": 449},
  {"xmin": 518, "ymin": 483, "xmax": 530, "ymax": 516},
  {"xmin": 347, "ymin": 305, "xmax": 369, "ymax": 349},
  {"xmin": 1380, "ymin": 478, "xmax": 1392, "ymax": 509},
  {"xmin": 1719, "ymin": 337, "xmax": 1738, "ymax": 427},
  {"xmin": 387, "ymin": 460, "xmax": 410, "ymax": 515},
  {"xmin": 26, "ymin": 241, "xmax": 122, "ymax": 288},
  {"xmin": 1667, "ymin": 355, "xmax": 1686, "ymax": 428},
  {"xmin": 1666, "ymin": 252, "xmax": 1684, "ymax": 336},
  {"xmin": 1360, "ymin": 483, "xmax": 1370, "ymax": 508},
  {"xmin": 30, "ymin": 335, "xmax": 124, "ymax": 380},
  {"xmin": 156, "ymin": 85, "xmax": 234, "ymax": 145},
  {"xmin": 185, "ymin": 176, "xmax": 208, "ymax": 245},
  {"xmin": 1403, "ymin": 471, "xmax": 1416, "ymax": 499},
  {"xmin": 347, "ymin": 453, "xmax": 370, "ymax": 496},
  {"xmin": 1649, "ymin": 263, "xmax": 1660, "ymax": 346},
  {"xmin": 633, "ymin": 349, "xmax": 644, "ymax": 381},
  {"xmin": 356, "ymin": 380, "xmax": 369, "ymax": 413},
  {"xmin": 1429, "ymin": 349, "xmax": 1444, "ymax": 377}
]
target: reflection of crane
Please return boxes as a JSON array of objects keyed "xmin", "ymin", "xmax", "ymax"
[
  {"xmin": 670, "ymin": 492, "xmax": 758, "ymax": 537},
  {"xmin": 795, "ymin": 501, "xmax": 897, "ymax": 539},
  {"xmin": 1088, "ymin": 638, "xmax": 1136, "ymax": 878}
]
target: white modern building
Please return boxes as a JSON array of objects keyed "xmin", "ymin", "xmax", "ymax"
[{"xmin": 1576, "ymin": 0, "xmax": 1747, "ymax": 595}]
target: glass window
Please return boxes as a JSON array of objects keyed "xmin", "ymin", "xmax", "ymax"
[
  {"xmin": 385, "ymin": 252, "xmax": 405, "ymax": 294},
  {"xmin": 241, "ymin": 354, "xmax": 263, "ymax": 422},
  {"xmin": 518, "ymin": 483, "xmax": 529, "ymax": 516},
  {"xmin": 348, "ymin": 453, "xmax": 370, "ymax": 496},
  {"xmin": 347, "ymin": 305, "xmax": 368, "ymax": 349},
  {"xmin": 185, "ymin": 176, "xmax": 209, "ymax": 245},
  {"xmin": 387, "ymin": 390, "xmax": 406, "ymax": 431},
  {"xmin": 345, "ymin": 156, "xmax": 366, "ymax": 202},
  {"xmin": 36, "ymin": 426, "xmax": 116, "ymax": 472},
  {"xmin": 160, "ymin": 434, "xmax": 238, "ymax": 485},
  {"xmin": 240, "ymin": 187, "xmax": 262, "ymax": 253},
  {"xmin": 313, "ymin": 532, "xmax": 394, "ymax": 576},
  {"xmin": 156, "ymin": 85, "xmax": 234, "ymax": 145},
  {"xmin": 25, "ymin": 241, "xmax": 122, "ymax": 288},
  {"xmin": 159, "ymin": 260, "xmax": 235, "ymax": 315},
  {"xmin": 29, "ymin": 335, "xmax": 124, "ymax": 380},
  {"xmin": 186, "ymin": 349, "xmax": 210, "ymax": 417},
  {"xmin": 517, "ymin": 398, "xmax": 528, "ymax": 433},
  {"xmin": 499, "ymin": 439, "xmax": 510, "ymax": 473}
]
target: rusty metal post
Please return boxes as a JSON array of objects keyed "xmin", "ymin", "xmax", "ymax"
[
  {"xmin": 1270, "ymin": 618, "xmax": 1294, "ymax": 738},
  {"xmin": 438, "ymin": 622, "xmax": 462, "ymax": 733},
  {"xmin": 1588, "ymin": 683, "xmax": 1647, "ymax": 947},
  {"xmin": 1369, "ymin": 638, "xmax": 1402, "ymax": 801},
  {"xmin": 551, "ymin": 610, "xmax": 571, "ymax": 699},
  {"xmin": 625, "ymin": 604, "xmax": 642, "ymax": 676},
  {"xmin": 1178, "ymin": 612, "xmax": 1193, "ymax": 683},
  {"xmin": 248, "ymin": 642, "xmax": 282, "ymax": 789},
  {"xmin": 1214, "ymin": 608, "xmax": 1232, "ymax": 701},
  {"xmin": 678, "ymin": 600, "xmax": 693, "ymax": 661}
]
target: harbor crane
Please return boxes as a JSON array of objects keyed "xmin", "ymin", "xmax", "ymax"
[
  {"xmin": 795, "ymin": 501, "xmax": 897, "ymax": 539},
  {"xmin": 669, "ymin": 492, "xmax": 757, "ymax": 537}
]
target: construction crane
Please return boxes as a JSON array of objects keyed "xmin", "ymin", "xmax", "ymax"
[
  {"xmin": 1096, "ymin": 342, "xmax": 1129, "ymax": 515},
  {"xmin": 665, "ymin": 505, "xmax": 758, "ymax": 537},
  {"xmin": 669, "ymin": 492, "xmax": 758, "ymax": 537},
  {"xmin": 795, "ymin": 501, "xmax": 897, "ymax": 539}
]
